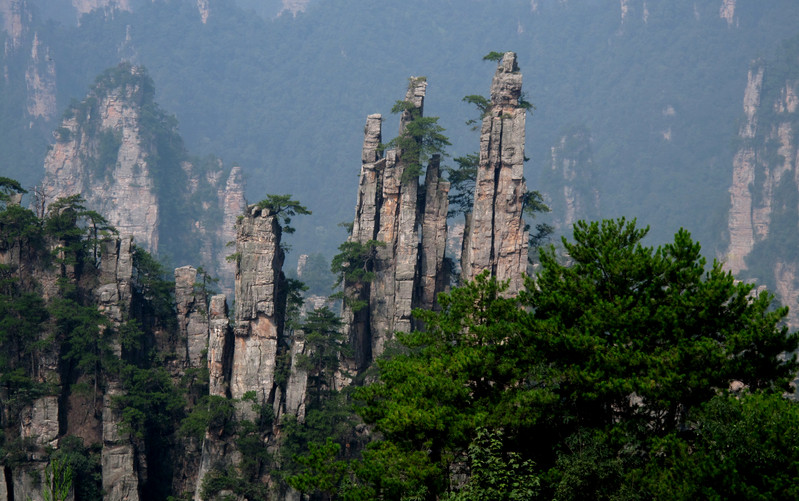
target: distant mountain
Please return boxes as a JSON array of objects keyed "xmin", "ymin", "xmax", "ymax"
[{"xmin": 1, "ymin": 0, "xmax": 798, "ymax": 267}]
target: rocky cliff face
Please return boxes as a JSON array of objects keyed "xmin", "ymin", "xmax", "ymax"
[
  {"xmin": 544, "ymin": 125, "xmax": 600, "ymax": 232},
  {"xmin": 341, "ymin": 78, "xmax": 450, "ymax": 372},
  {"xmin": 1, "ymin": 0, "xmax": 58, "ymax": 124},
  {"xmin": 461, "ymin": 52, "xmax": 528, "ymax": 295},
  {"xmin": 724, "ymin": 41, "xmax": 799, "ymax": 325},
  {"xmin": 96, "ymin": 237, "xmax": 141, "ymax": 501},
  {"xmin": 40, "ymin": 63, "xmax": 244, "ymax": 290}
]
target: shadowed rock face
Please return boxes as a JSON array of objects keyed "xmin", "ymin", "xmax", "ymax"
[{"xmin": 462, "ymin": 52, "xmax": 528, "ymax": 295}]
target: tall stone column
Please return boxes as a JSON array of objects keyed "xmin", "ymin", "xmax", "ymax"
[
  {"xmin": 462, "ymin": 52, "xmax": 529, "ymax": 294},
  {"xmin": 230, "ymin": 205, "xmax": 285, "ymax": 413}
]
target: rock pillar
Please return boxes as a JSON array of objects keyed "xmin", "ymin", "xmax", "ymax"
[{"xmin": 461, "ymin": 52, "xmax": 528, "ymax": 294}]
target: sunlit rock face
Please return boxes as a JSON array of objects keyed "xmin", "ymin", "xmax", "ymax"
[{"xmin": 461, "ymin": 51, "xmax": 528, "ymax": 295}]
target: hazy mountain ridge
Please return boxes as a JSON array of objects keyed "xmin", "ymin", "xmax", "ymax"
[{"xmin": 0, "ymin": 0, "xmax": 798, "ymax": 265}]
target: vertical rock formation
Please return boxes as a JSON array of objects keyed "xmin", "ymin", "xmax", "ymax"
[
  {"xmin": 42, "ymin": 64, "xmax": 160, "ymax": 251},
  {"xmin": 24, "ymin": 32, "xmax": 56, "ymax": 121},
  {"xmin": 207, "ymin": 294, "xmax": 232, "ymax": 398},
  {"xmin": 719, "ymin": 0, "xmax": 736, "ymax": 26},
  {"xmin": 41, "ymin": 63, "xmax": 245, "ymax": 290},
  {"xmin": 461, "ymin": 52, "xmax": 529, "ymax": 294},
  {"xmin": 726, "ymin": 65, "xmax": 765, "ymax": 275},
  {"xmin": 544, "ymin": 125, "xmax": 600, "ymax": 232},
  {"xmin": 341, "ymin": 78, "xmax": 450, "ymax": 372},
  {"xmin": 175, "ymin": 266, "xmax": 211, "ymax": 370},
  {"xmin": 71, "ymin": 0, "xmax": 131, "ymax": 17},
  {"xmin": 230, "ymin": 204, "xmax": 285, "ymax": 411},
  {"xmin": 419, "ymin": 154, "xmax": 450, "ymax": 311},
  {"xmin": 96, "ymin": 237, "xmax": 141, "ymax": 501},
  {"xmin": 724, "ymin": 45, "xmax": 799, "ymax": 327}
]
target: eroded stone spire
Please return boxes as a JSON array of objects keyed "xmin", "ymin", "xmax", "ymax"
[
  {"xmin": 341, "ymin": 78, "xmax": 449, "ymax": 373},
  {"xmin": 462, "ymin": 52, "xmax": 528, "ymax": 294}
]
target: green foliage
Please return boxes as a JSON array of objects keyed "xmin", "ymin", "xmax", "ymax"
[
  {"xmin": 353, "ymin": 272, "xmax": 553, "ymax": 498},
  {"xmin": 635, "ymin": 392, "xmax": 799, "ymax": 500},
  {"xmin": 255, "ymin": 194, "xmax": 311, "ymax": 234},
  {"xmin": 446, "ymin": 153, "xmax": 479, "ymax": 218},
  {"xmin": 114, "ymin": 364, "xmax": 185, "ymax": 439},
  {"xmin": 0, "ymin": 204, "xmax": 43, "ymax": 252},
  {"xmin": 48, "ymin": 436, "xmax": 102, "ymax": 501},
  {"xmin": 287, "ymin": 438, "xmax": 347, "ymax": 498},
  {"xmin": 335, "ymin": 219, "xmax": 799, "ymax": 499},
  {"xmin": 446, "ymin": 428, "xmax": 540, "ymax": 501},
  {"xmin": 0, "ymin": 176, "xmax": 26, "ymax": 205},
  {"xmin": 382, "ymin": 100, "xmax": 451, "ymax": 182},
  {"xmin": 526, "ymin": 218, "xmax": 798, "ymax": 440},
  {"xmin": 52, "ymin": 296, "xmax": 112, "ymax": 387},
  {"xmin": 132, "ymin": 245, "xmax": 176, "ymax": 325},
  {"xmin": 482, "ymin": 51, "xmax": 506, "ymax": 62},
  {"xmin": 42, "ymin": 456, "xmax": 74, "ymax": 501},
  {"xmin": 298, "ymin": 307, "xmax": 347, "ymax": 405},
  {"xmin": 180, "ymin": 395, "xmax": 236, "ymax": 440},
  {"xmin": 331, "ymin": 240, "xmax": 384, "ymax": 287}
]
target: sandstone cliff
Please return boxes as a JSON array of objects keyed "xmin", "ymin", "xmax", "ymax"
[
  {"xmin": 724, "ymin": 42, "xmax": 799, "ymax": 326},
  {"xmin": 341, "ymin": 78, "xmax": 450, "ymax": 372},
  {"xmin": 40, "ymin": 63, "xmax": 244, "ymax": 291},
  {"xmin": 543, "ymin": 125, "xmax": 600, "ymax": 233},
  {"xmin": 1, "ymin": 0, "xmax": 58, "ymax": 124},
  {"xmin": 461, "ymin": 52, "xmax": 528, "ymax": 295}
]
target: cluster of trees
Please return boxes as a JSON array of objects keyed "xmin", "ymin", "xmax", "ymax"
[{"xmin": 287, "ymin": 218, "xmax": 799, "ymax": 500}]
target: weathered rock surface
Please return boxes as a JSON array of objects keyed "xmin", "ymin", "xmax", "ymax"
[
  {"xmin": 724, "ymin": 51, "xmax": 799, "ymax": 327},
  {"xmin": 176, "ymin": 266, "xmax": 211, "ymax": 370},
  {"xmin": 231, "ymin": 205, "xmax": 285, "ymax": 407},
  {"xmin": 461, "ymin": 52, "xmax": 529, "ymax": 294},
  {"xmin": 341, "ymin": 78, "xmax": 450, "ymax": 372},
  {"xmin": 544, "ymin": 125, "xmax": 600, "ymax": 232},
  {"xmin": 96, "ymin": 237, "xmax": 141, "ymax": 501},
  {"xmin": 42, "ymin": 64, "xmax": 160, "ymax": 252},
  {"xmin": 419, "ymin": 154, "xmax": 450, "ymax": 311},
  {"xmin": 71, "ymin": 0, "xmax": 131, "ymax": 16},
  {"xmin": 25, "ymin": 31, "xmax": 56, "ymax": 121},
  {"xmin": 40, "ymin": 63, "xmax": 245, "ymax": 291},
  {"xmin": 207, "ymin": 294, "xmax": 232, "ymax": 397}
]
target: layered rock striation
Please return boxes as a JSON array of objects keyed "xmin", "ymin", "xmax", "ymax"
[
  {"xmin": 461, "ymin": 52, "xmax": 529, "ymax": 294},
  {"xmin": 341, "ymin": 78, "xmax": 451, "ymax": 372},
  {"xmin": 40, "ymin": 63, "xmax": 245, "ymax": 291},
  {"xmin": 724, "ymin": 46, "xmax": 799, "ymax": 326}
]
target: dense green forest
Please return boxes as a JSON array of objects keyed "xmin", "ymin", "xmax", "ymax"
[
  {"xmin": 275, "ymin": 219, "xmax": 799, "ymax": 500},
  {"xmin": 3, "ymin": 173, "xmax": 797, "ymax": 499},
  {"xmin": 2, "ymin": 1, "xmax": 799, "ymax": 263}
]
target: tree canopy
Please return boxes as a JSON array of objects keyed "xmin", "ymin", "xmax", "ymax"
[{"xmin": 292, "ymin": 218, "xmax": 799, "ymax": 500}]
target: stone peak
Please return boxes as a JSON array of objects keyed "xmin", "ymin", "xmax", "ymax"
[{"xmin": 499, "ymin": 51, "xmax": 520, "ymax": 73}]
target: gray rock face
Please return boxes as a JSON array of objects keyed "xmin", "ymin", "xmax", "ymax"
[
  {"xmin": 462, "ymin": 52, "xmax": 529, "ymax": 294},
  {"xmin": 231, "ymin": 205, "xmax": 285, "ymax": 408},
  {"xmin": 40, "ymin": 63, "xmax": 245, "ymax": 291},
  {"xmin": 342, "ymin": 78, "xmax": 450, "ymax": 372},
  {"xmin": 175, "ymin": 266, "xmax": 211, "ymax": 369},
  {"xmin": 419, "ymin": 155, "xmax": 450, "ymax": 311},
  {"xmin": 723, "ymin": 59, "xmax": 799, "ymax": 328},
  {"xmin": 96, "ymin": 237, "xmax": 141, "ymax": 501},
  {"xmin": 207, "ymin": 294, "xmax": 232, "ymax": 397},
  {"xmin": 42, "ymin": 67, "xmax": 161, "ymax": 252},
  {"xmin": 544, "ymin": 125, "xmax": 600, "ymax": 232}
]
